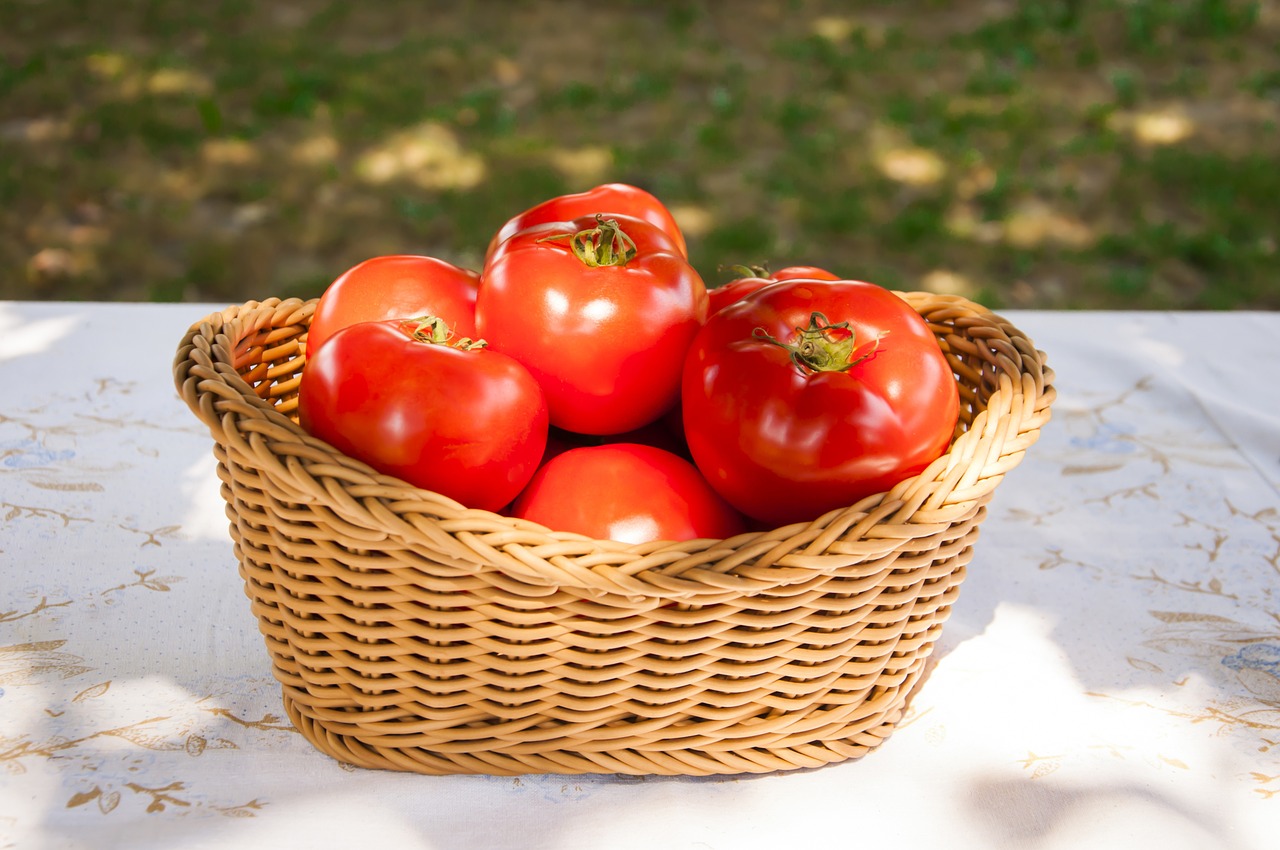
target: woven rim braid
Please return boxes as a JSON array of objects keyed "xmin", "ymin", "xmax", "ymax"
[{"xmin": 173, "ymin": 293, "xmax": 1054, "ymax": 776}]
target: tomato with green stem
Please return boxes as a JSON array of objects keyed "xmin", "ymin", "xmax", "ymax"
[
  {"xmin": 707, "ymin": 264, "xmax": 841, "ymax": 316},
  {"xmin": 682, "ymin": 279, "xmax": 959, "ymax": 526},
  {"xmin": 486, "ymin": 182, "xmax": 687, "ymax": 260},
  {"xmin": 485, "ymin": 212, "xmax": 684, "ymax": 268},
  {"xmin": 298, "ymin": 317, "xmax": 547, "ymax": 513},
  {"xmin": 477, "ymin": 214, "xmax": 707, "ymax": 435}
]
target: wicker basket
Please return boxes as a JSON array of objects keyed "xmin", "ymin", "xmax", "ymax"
[{"xmin": 173, "ymin": 293, "xmax": 1053, "ymax": 776}]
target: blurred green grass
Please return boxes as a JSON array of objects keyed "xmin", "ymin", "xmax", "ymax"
[{"xmin": 2, "ymin": 0, "xmax": 1277, "ymax": 309}]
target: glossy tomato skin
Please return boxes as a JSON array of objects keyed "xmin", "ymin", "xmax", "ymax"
[
  {"xmin": 485, "ymin": 213, "xmax": 684, "ymax": 268},
  {"xmin": 306, "ymin": 255, "xmax": 480, "ymax": 357},
  {"xmin": 477, "ymin": 216, "xmax": 708, "ymax": 436},
  {"xmin": 486, "ymin": 183, "xmax": 687, "ymax": 260},
  {"xmin": 707, "ymin": 265, "xmax": 841, "ymax": 316},
  {"xmin": 510, "ymin": 443, "xmax": 746, "ymax": 544},
  {"xmin": 682, "ymin": 280, "xmax": 960, "ymax": 526},
  {"xmin": 298, "ymin": 320, "xmax": 547, "ymax": 513}
]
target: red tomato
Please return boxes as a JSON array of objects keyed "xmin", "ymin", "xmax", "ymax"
[
  {"xmin": 486, "ymin": 212, "xmax": 684, "ymax": 268},
  {"xmin": 298, "ymin": 318, "xmax": 548, "ymax": 512},
  {"xmin": 682, "ymin": 279, "xmax": 960, "ymax": 526},
  {"xmin": 486, "ymin": 183, "xmax": 687, "ymax": 260},
  {"xmin": 708, "ymin": 265, "xmax": 841, "ymax": 316},
  {"xmin": 477, "ymin": 215, "xmax": 708, "ymax": 435},
  {"xmin": 510, "ymin": 443, "xmax": 746, "ymax": 544},
  {"xmin": 306, "ymin": 255, "xmax": 480, "ymax": 357}
]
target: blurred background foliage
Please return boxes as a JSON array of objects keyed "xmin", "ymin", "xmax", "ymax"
[{"xmin": 2, "ymin": 0, "xmax": 1278, "ymax": 309}]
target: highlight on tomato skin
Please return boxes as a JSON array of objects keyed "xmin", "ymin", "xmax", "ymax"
[
  {"xmin": 508, "ymin": 443, "xmax": 747, "ymax": 545},
  {"xmin": 297, "ymin": 318, "xmax": 548, "ymax": 514}
]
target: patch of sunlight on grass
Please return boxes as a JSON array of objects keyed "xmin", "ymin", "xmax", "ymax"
[
  {"xmin": 157, "ymin": 167, "xmax": 202, "ymax": 201},
  {"xmin": 548, "ymin": 145, "xmax": 614, "ymax": 185},
  {"xmin": 201, "ymin": 138, "xmax": 259, "ymax": 167},
  {"xmin": 290, "ymin": 133, "xmax": 340, "ymax": 167},
  {"xmin": 668, "ymin": 204, "xmax": 715, "ymax": 240},
  {"xmin": 26, "ymin": 247, "xmax": 97, "ymax": 287},
  {"xmin": 869, "ymin": 122, "xmax": 947, "ymax": 186},
  {"xmin": 921, "ymin": 268, "xmax": 976, "ymax": 298},
  {"xmin": 0, "ymin": 117, "xmax": 71, "ymax": 143},
  {"xmin": 85, "ymin": 51, "xmax": 129, "ymax": 79},
  {"xmin": 956, "ymin": 162, "xmax": 998, "ymax": 199},
  {"xmin": 85, "ymin": 52, "xmax": 213, "ymax": 101},
  {"xmin": 811, "ymin": 16, "xmax": 857, "ymax": 42},
  {"xmin": 945, "ymin": 203, "xmax": 1004, "ymax": 244},
  {"xmin": 945, "ymin": 196, "xmax": 1094, "ymax": 250},
  {"xmin": 1106, "ymin": 107, "xmax": 1197, "ymax": 147},
  {"xmin": 492, "ymin": 56, "xmax": 521, "ymax": 86},
  {"xmin": 145, "ymin": 68, "xmax": 213, "ymax": 97},
  {"xmin": 1002, "ymin": 199, "xmax": 1095, "ymax": 248},
  {"xmin": 876, "ymin": 146, "xmax": 947, "ymax": 185},
  {"xmin": 811, "ymin": 13, "xmax": 889, "ymax": 47},
  {"xmin": 354, "ymin": 121, "xmax": 485, "ymax": 190}
]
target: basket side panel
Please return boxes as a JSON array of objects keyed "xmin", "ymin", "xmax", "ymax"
[{"xmin": 253, "ymin": 503, "xmax": 984, "ymax": 776}]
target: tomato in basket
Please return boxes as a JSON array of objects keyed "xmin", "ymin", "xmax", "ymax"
[
  {"xmin": 305, "ymin": 255, "xmax": 480, "ymax": 357},
  {"xmin": 509, "ymin": 443, "xmax": 746, "ymax": 544},
  {"xmin": 298, "ymin": 317, "xmax": 547, "ymax": 513},
  {"xmin": 477, "ymin": 214, "xmax": 707, "ymax": 436},
  {"xmin": 682, "ymin": 279, "xmax": 960, "ymax": 526}
]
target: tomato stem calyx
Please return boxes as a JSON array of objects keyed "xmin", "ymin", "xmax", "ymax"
[
  {"xmin": 753, "ymin": 311, "xmax": 886, "ymax": 374},
  {"xmin": 405, "ymin": 316, "xmax": 488, "ymax": 350},
  {"xmin": 539, "ymin": 215, "xmax": 638, "ymax": 268},
  {"xmin": 719, "ymin": 262, "xmax": 770, "ymax": 280}
]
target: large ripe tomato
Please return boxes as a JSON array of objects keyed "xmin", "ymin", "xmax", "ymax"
[
  {"xmin": 707, "ymin": 264, "xmax": 841, "ymax": 316},
  {"xmin": 682, "ymin": 279, "xmax": 960, "ymax": 526},
  {"xmin": 477, "ymin": 215, "xmax": 708, "ymax": 435},
  {"xmin": 306, "ymin": 255, "xmax": 480, "ymax": 357},
  {"xmin": 298, "ymin": 318, "xmax": 547, "ymax": 512},
  {"xmin": 509, "ymin": 443, "xmax": 746, "ymax": 544},
  {"xmin": 485, "ymin": 183, "xmax": 687, "ymax": 260}
]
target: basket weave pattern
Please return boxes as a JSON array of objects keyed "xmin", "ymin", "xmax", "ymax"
[{"xmin": 173, "ymin": 293, "xmax": 1054, "ymax": 776}]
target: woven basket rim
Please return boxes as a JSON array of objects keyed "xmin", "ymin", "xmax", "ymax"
[{"xmin": 173, "ymin": 292, "xmax": 1054, "ymax": 597}]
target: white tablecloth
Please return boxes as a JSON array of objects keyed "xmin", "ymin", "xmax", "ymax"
[{"xmin": 2, "ymin": 301, "xmax": 1278, "ymax": 849}]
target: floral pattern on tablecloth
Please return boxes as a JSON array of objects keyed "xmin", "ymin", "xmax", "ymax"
[
  {"xmin": 0, "ymin": 352, "xmax": 305, "ymax": 824},
  {"xmin": 910, "ymin": 314, "xmax": 1280, "ymax": 814},
  {"xmin": 1046, "ymin": 370, "xmax": 1280, "ymax": 761}
]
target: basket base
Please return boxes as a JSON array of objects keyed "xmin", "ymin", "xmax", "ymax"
[{"xmin": 278, "ymin": 663, "xmax": 933, "ymax": 777}]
